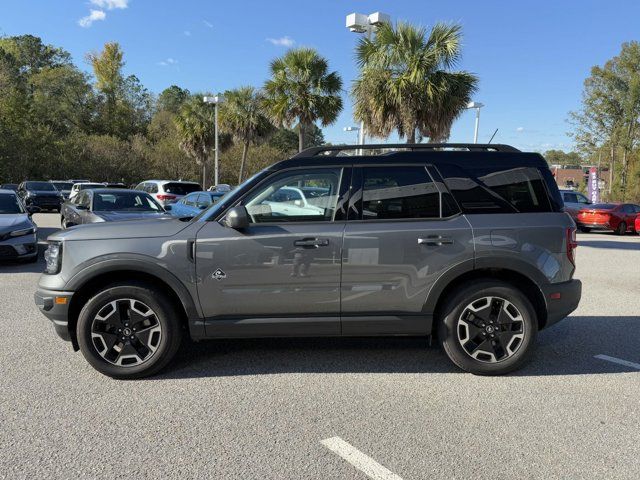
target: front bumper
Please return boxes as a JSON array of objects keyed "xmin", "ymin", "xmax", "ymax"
[
  {"xmin": 541, "ymin": 279, "xmax": 582, "ymax": 328},
  {"xmin": 0, "ymin": 235, "xmax": 38, "ymax": 260},
  {"xmin": 34, "ymin": 288, "xmax": 74, "ymax": 342},
  {"xmin": 25, "ymin": 196, "xmax": 62, "ymax": 209}
]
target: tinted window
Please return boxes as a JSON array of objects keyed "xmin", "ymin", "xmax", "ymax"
[
  {"xmin": 52, "ymin": 182, "xmax": 73, "ymax": 190},
  {"xmin": 25, "ymin": 182, "xmax": 56, "ymax": 191},
  {"xmin": 0, "ymin": 193, "xmax": 23, "ymax": 214},
  {"xmin": 622, "ymin": 204, "xmax": 635, "ymax": 214},
  {"xmin": 244, "ymin": 168, "xmax": 341, "ymax": 223},
  {"xmin": 440, "ymin": 164, "xmax": 552, "ymax": 213},
  {"xmin": 361, "ymin": 167, "xmax": 440, "ymax": 220},
  {"xmin": 563, "ymin": 193, "xmax": 578, "ymax": 203},
  {"xmin": 183, "ymin": 193, "xmax": 198, "ymax": 206},
  {"xmin": 93, "ymin": 192, "xmax": 162, "ymax": 211},
  {"xmin": 79, "ymin": 183, "xmax": 105, "ymax": 191},
  {"xmin": 163, "ymin": 183, "xmax": 201, "ymax": 195},
  {"xmin": 576, "ymin": 194, "xmax": 590, "ymax": 204}
]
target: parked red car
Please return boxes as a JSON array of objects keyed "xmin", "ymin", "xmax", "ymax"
[
  {"xmin": 576, "ymin": 203, "xmax": 640, "ymax": 235},
  {"xmin": 635, "ymin": 214, "xmax": 640, "ymax": 234}
]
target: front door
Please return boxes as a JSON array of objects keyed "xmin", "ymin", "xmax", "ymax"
[
  {"xmin": 196, "ymin": 167, "xmax": 348, "ymax": 337},
  {"xmin": 341, "ymin": 165, "xmax": 474, "ymax": 335}
]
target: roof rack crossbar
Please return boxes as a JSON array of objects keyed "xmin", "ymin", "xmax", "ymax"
[{"xmin": 292, "ymin": 143, "xmax": 520, "ymax": 158}]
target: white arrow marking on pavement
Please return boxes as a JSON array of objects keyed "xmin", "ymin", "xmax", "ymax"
[{"xmin": 321, "ymin": 436, "xmax": 403, "ymax": 480}]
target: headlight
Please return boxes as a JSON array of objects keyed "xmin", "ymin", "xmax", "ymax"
[
  {"xmin": 44, "ymin": 241, "xmax": 62, "ymax": 274},
  {"xmin": 10, "ymin": 227, "xmax": 36, "ymax": 237}
]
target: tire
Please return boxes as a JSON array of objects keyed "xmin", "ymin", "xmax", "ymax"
[
  {"xmin": 438, "ymin": 280, "xmax": 538, "ymax": 375},
  {"xmin": 76, "ymin": 282, "xmax": 183, "ymax": 379},
  {"xmin": 60, "ymin": 217, "xmax": 66, "ymax": 229},
  {"xmin": 578, "ymin": 226, "xmax": 591, "ymax": 233},
  {"xmin": 615, "ymin": 222, "xmax": 627, "ymax": 236}
]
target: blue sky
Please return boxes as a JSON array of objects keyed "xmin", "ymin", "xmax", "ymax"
[{"xmin": 2, "ymin": 0, "xmax": 640, "ymax": 151}]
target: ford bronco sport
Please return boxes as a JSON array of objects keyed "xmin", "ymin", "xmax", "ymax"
[{"xmin": 35, "ymin": 144, "xmax": 581, "ymax": 379}]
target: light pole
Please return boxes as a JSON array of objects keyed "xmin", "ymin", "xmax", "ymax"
[
  {"xmin": 346, "ymin": 11, "xmax": 390, "ymax": 147},
  {"xmin": 343, "ymin": 126, "xmax": 360, "ymax": 143},
  {"xmin": 466, "ymin": 101, "xmax": 484, "ymax": 144},
  {"xmin": 203, "ymin": 94, "xmax": 223, "ymax": 187}
]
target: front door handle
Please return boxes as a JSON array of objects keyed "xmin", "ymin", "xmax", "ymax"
[
  {"xmin": 294, "ymin": 238, "xmax": 330, "ymax": 248},
  {"xmin": 418, "ymin": 235, "xmax": 454, "ymax": 246}
]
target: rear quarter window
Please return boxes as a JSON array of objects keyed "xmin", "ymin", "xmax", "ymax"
[{"xmin": 438, "ymin": 163, "xmax": 553, "ymax": 214}]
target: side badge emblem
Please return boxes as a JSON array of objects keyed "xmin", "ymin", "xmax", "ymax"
[{"xmin": 212, "ymin": 268, "xmax": 227, "ymax": 281}]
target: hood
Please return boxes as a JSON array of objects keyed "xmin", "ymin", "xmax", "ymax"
[
  {"xmin": 0, "ymin": 214, "xmax": 32, "ymax": 236},
  {"xmin": 50, "ymin": 216, "xmax": 190, "ymax": 241},
  {"xmin": 94, "ymin": 211, "xmax": 169, "ymax": 222}
]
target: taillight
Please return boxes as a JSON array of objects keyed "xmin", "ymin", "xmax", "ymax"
[
  {"xmin": 157, "ymin": 194, "xmax": 177, "ymax": 201},
  {"xmin": 566, "ymin": 227, "xmax": 578, "ymax": 266}
]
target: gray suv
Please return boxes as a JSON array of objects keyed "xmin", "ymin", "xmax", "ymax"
[{"xmin": 35, "ymin": 144, "xmax": 582, "ymax": 379}]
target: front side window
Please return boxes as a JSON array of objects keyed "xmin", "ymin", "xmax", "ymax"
[
  {"xmin": 244, "ymin": 168, "xmax": 342, "ymax": 223},
  {"xmin": 183, "ymin": 193, "xmax": 198, "ymax": 206},
  {"xmin": 92, "ymin": 192, "xmax": 162, "ymax": 211},
  {"xmin": 576, "ymin": 194, "xmax": 590, "ymax": 204},
  {"xmin": 563, "ymin": 193, "xmax": 577, "ymax": 203},
  {"xmin": 361, "ymin": 166, "xmax": 440, "ymax": 220}
]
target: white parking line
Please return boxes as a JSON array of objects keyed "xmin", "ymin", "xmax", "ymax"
[
  {"xmin": 594, "ymin": 354, "xmax": 640, "ymax": 370},
  {"xmin": 321, "ymin": 436, "xmax": 403, "ymax": 480}
]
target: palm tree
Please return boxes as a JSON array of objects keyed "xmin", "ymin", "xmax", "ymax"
[
  {"xmin": 263, "ymin": 48, "xmax": 342, "ymax": 152},
  {"xmin": 174, "ymin": 95, "xmax": 215, "ymax": 188},
  {"xmin": 352, "ymin": 22, "xmax": 478, "ymax": 143},
  {"xmin": 219, "ymin": 86, "xmax": 273, "ymax": 183}
]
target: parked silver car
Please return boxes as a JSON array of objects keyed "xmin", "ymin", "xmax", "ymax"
[
  {"xmin": 0, "ymin": 189, "xmax": 39, "ymax": 262},
  {"xmin": 60, "ymin": 189, "xmax": 169, "ymax": 229},
  {"xmin": 135, "ymin": 180, "xmax": 202, "ymax": 207}
]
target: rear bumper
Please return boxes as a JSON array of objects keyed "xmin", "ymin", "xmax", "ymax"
[
  {"xmin": 34, "ymin": 288, "xmax": 74, "ymax": 342},
  {"xmin": 576, "ymin": 221, "xmax": 610, "ymax": 230},
  {"xmin": 541, "ymin": 279, "xmax": 582, "ymax": 328}
]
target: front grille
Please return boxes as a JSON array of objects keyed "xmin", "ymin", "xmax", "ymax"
[{"xmin": 0, "ymin": 245, "xmax": 18, "ymax": 258}]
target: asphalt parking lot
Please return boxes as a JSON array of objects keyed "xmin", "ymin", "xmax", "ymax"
[{"xmin": 1, "ymin": 213, "xmax": 639, "ymax": 479}]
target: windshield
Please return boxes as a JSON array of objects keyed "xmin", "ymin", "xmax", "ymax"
[
  {"xmin": 92, "ymin": 191, "xmax": 163, "ymax": 212},
  {"xmin": 192, "ymin": 169, "xmax": 269, "ymax": 221},
  {"xmin": 79, "ymin": 183, "xmax": 106, "ymax": 191},
  {"xmin": 0, "ymin": 193, "xmax": 24, "ymax": 214},
  {"xmin": 25, "ymin": 182, "xmax": 56, "ymax": 191},
  {"xmin": 52, "ymin": 182, "xmax": 73, "ymax": 190}
]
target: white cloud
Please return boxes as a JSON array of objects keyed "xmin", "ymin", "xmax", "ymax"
[
  {"xmin": 516, "ymin": 127, "xmax": 524, "ymax": 132},
  {"xmin": 90, "ymin": 0, "xmax": 129, "ymax": 9},
  {"xmin": 78, "ymin": 9, "xmax": 106, "ymax": 28},
  {"xmin": 158, "ymin": 58, "xmax": 178, "ymax": 67},
  {"xmin": 266, "ymin": 36, "xmax": 295, "ymax": 47},
  {"xmin": 203, "ymin": 20, "xmax": 213, "ymax": 28},
  {"xmin": 184, "ymin": 30, "xmax": 191, "ymax": 36}
]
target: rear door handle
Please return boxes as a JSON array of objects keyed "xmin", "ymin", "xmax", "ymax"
[
  {"xmin": 294, "ymin": 238, "xmax": 330, "ymax": 248},
  {"xmin": 418, "ymin": 235, "xmax": 454, "ymax": 246}
]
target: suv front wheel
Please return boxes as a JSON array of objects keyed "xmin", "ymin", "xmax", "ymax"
[
  {"xmin": 438, "ymin": 280, "xmax": 538, "ymax": 375},
  {"xmin": 76, "ymin": 282, "xmax": 183, "ymax": 379}
]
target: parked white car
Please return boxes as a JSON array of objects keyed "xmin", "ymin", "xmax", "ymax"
[
  {"xmin": 134, "ymin": 180, "xmax": 202, "ymax": 207},
  {"xmin": 69, "ymin": 182, "xmax": 106, "ymax": 201}
]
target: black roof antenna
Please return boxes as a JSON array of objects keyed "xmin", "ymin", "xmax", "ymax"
[{"xmin": 488, "ymin": 128, "xmax": 499, "ymax": 144}]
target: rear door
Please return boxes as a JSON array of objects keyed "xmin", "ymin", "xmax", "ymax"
[{"xmin": 341, "ymin": 164, "xmax": 474, "ymax": 335}]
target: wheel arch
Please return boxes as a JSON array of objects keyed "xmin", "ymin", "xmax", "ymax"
[
  {"xmin": 66, "ymin": 260, "xmax": 202, "ymax": 350},
  {"xmin": 425, "ymin": 262, "xmax": 549, "ymax": 335}
]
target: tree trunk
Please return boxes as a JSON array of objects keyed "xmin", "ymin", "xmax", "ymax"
[
  {"xmin": 621, "ymin": 148, "xmax": 628, "ymax": 201},
  {"xmin": 298, "ymin": 123, "xmax": 305, "ymax": 153},
  {"xmin": 407, "ymin": 127, "xmax": 417, "ymax": 144},
  {"xmin": 202, "ymin": 162, "xmax": 207, "ymax": 190},
  {"xmin": 609, "ymin": 145, "xmax": 614, "ymax": 196},
  {"xmin": 239, "ymin": 142, "xmax": 249, "ymax": 184}
]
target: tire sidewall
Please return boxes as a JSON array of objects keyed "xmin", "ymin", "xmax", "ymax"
[
  {"xmin": 439, "ymin": 281, "xmax": 538, "ymax": 375},
  {"xmin": 77, "ymin": 284, "xmax": 182, "ymax": 379}
]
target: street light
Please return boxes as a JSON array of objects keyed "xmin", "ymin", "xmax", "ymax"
[
  {"xmin": 343, "ymin": 126, "xmax": 360, "ymax": 142},
  {"xmin": 203, "ymin": 95, "xmax": 223, "ymax": 187},
  {"xmin": 466, "ymin": 101, "xmax": 484, "ymax": 144},
  {"xmin": 346, "ymin": 11, "xmax": 390, "ymax": 147}
]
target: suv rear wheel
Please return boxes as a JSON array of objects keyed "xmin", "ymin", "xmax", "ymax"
[
  {"xmin": 438, "ymin": 280, "xmax": 537, "ymax": 375},
  {"xmin": 76, "ymin": 282, "xmax": 182, "ymax": 379}
]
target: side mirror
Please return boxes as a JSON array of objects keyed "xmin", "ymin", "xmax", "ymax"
[
  {"xmin": 164, "ymin": 204, "xmax": 172, "ymax": 211},
  {"xmin": 26, "ymin": 205, "xmax": 41, "ymax": 215},
  {"xmin": 222, "ymin": 206, "xmax": 249, "ymax": 230}
]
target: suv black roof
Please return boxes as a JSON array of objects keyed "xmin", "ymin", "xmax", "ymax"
[{"xmin": 271, "ymin": 144, "xmax": 545, "ymax": 171}]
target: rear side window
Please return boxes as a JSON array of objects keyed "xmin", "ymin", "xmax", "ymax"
[
  {"xmin": 361, "ymin": 167, "xmax": 440, "ymax": 220},
  {"xmin": 439, "ymin": 164, "xmax": 553, "ymax": 213}
]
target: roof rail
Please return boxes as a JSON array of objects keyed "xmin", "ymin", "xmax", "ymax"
[{"xmin": 292, "ymin": 143, "xmax": 520, "ymax": 158}]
